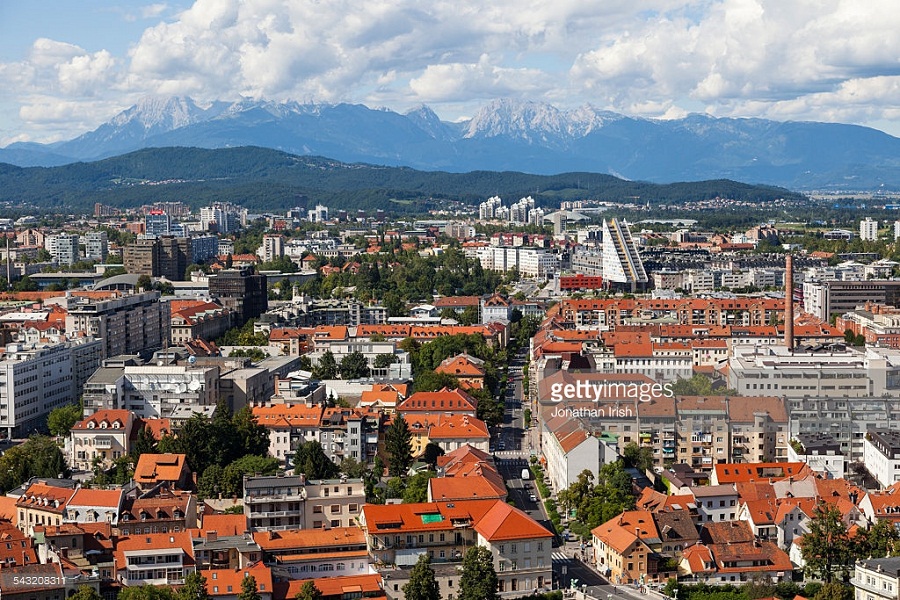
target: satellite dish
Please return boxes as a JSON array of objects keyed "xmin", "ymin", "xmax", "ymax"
[
  {"xmin": 189, "ymin": 380, "xmax": 201, "ymax": 392},
  {"xmin": 176, "ymin": 383, "xmax": 187, "ymax": 394},
  {"xmin": 188, "ymin": 355, "xmax": 197, "ymax": 364}
]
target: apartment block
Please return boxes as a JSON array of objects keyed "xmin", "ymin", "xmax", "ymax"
[
  {"xmin": 65, "ymin": 291, "xmax": 170, "ymax": 359},
  {"xmin": 243, "ymin": 474, "xmax": 365, "ymax": 532}
]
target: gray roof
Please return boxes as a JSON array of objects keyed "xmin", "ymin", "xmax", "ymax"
[
  {"xmin": 93, "ymin": 273, "xmax": 141, "ymax": 291},
  {"xmin": 858, "ymin": 556, "xmax": 900, "ymax": 575}
]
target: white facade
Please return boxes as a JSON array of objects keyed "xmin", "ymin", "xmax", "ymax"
[
  {"xmin": 541, "ymin": 424, "xmax": 601, "ymax": 492},
  {"xmin": 863, "ymin": 430, "xmax": 900, "ymax": 488},
  {"xmin": 46, "ymin": 233, "xmax": 80, "ymax": 265},
  {"xmin": 119, "ymin": 365, "xmax": 220, "ymax": 419},
  {"xmin": 259, "ymin": 235, "xmax": 285, "ymax": 262},
  {"xmin": 307, "ymin": 204, "xmax": 329, "ymax": 223},
  {"xmin": 861, "ymin": 218, "xmax": 879, "ymax": 241},
  {"xmin": 690, "ymin": 485, "xmax": 739, "ymax": 523},
  {"xmin": 0, "ymin": 338, "xmax": 103, "ymax": 438},
  {"xmin": 853, "ymin": 558, "xmax": 900, "ymax": 600},
  {"xmin": 84, "ymin": 231, "xmax": 109, "ymax": 262}
]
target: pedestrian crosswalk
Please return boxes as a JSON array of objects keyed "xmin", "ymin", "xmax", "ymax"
[{"xmin": 552, "ymin": 551, "xmax": 570, "ymax": 563}]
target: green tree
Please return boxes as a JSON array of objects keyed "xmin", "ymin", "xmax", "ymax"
[
  {"xmin": 812, "ymin": 582, "xmax": 853, "ymax": 600},
  {"xmin": 422, "ymin": 442, "xmax": 445, "ymax": 468},
  {"xmin": 238, "ymin": 575, "xmax": 261, "ymax": 600},
  {"xmin": 222, "ymin": 455, "xmax": 280, "ymax": 496},
  {"xmin": 623, "ymin": 442, "xmax": 654, "ymax": 473},
  {"xmin": 857, "ymin": 518, "xmax": 900, "ymax": 558},
  {"xmin": 293, "ymin": 440, "xmax": 340, "ymax": 480},
  {"xmin": 403, "ymin": 553, "xmax": 442, "ymax": 600},
  {"xmin": 339, "ymin": 351, "xmax": 370, "ymax": 379},
  {"xmin": 178, "ymin": 572, "xmax": 212, "ymax": 600},
  {"xmin": 402, "ymin": 471, "xmax": 435, "ymax": 503},
  {"xmin": 313, "ymin": 350, "xmax": 338, "ymax": 379},
  {"xmin": 386, "ymin": 414, "xmax": 413, "ymax": 477},
  {"xmin": 136, "ymin": 274, "xmax": 152, "ymax": 291},
  {"xmin": 47, "ymin": 402, "xmax": 82, "ymax": 436},
  {"xmin": 118, "ymin": 586, "xmax": 176, "ymax": 600},
  {"xmin": 198, "ymin": 464, "xmax": 226, "ymax": 500},
  {"xmin": 374, "ymin": 353, "xmax": 399, "ymax": 369},
  {"xmin": 458, "ymin": 546, "xmax": 499, "ymax": 600},
  {"xmin": 293, "ymin": 581, "xmax": 324, "ymax": 600},
  {"xmin": 232, "ymin": 406, "xmax": 270, "ymax": 457},
  {"xmin": 801, "ymin": 502, "xmax": 854, "ymax": 583},
  {"xmin": 340, "ymin": 457, "xmax": 368, "ymax": 479},
  {"xmin": 130, "ymin": 425, "xmax": 158, "ymax": 460},
  {"xmin": 70, "ymin": 586, "xmax": 103, "ymax": 600}
]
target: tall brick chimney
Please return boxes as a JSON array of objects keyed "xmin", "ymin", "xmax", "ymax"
[{"xmin": 785, "ymin": 254, "xmax": 794, "ymax": 351}]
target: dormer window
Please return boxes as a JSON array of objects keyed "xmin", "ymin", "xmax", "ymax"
[
  {"xmin": 87, "ymin": 422, "xmax": 95, "ymax": 429},
  {"xmin": 112, "ymin": 421, "xmax": 120, "ymax": 429},
  {"xmin": 100, "ymin": 421, "xmax": 107, "ymax": 428}
]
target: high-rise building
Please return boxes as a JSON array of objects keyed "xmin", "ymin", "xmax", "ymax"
[
  {"xmin": 145, "ymin": 210, "xmax": 171, "ymax": 237},
  {"xmin": 209, "ymin": 268, "xmax": 268, "ymax": 326},
  {"xmin": 190, "ymin": 235, "xmax": 219, "ymax": 264},
  {"xmin": 45, "ymin": 233, "xmax": 80, "ymax": 266},
  {"xmin": 861, "ymin": 217, "xmax": 879, "ymax": 241},
  {"xmin": 65, "ymin": 290, "xmax": 170, "ymax": 359},
  {"xmin": 306, "ymin": 204, "xmax": 329, "ymax": 223},
  {"xmin": 259, "ymin": 235, "xmax": 284, "ymax": 262},
  {"xmin": 601, "ymin": 218, "xmax": 648, "ymax": 291},
  {"xmin": 157, "ymin": 236, "xmax": 192, "ymax": 281},
  {"xmin": 84, "ymin": 231, "xmax": 109, "ymax": 262},
  {"xmin": 0, "ymin": 337, "xmax": 103, "ymax": 437},
  {"xmin": 123, "ymin": 236, "xmax": 192, "ymax": 280}
]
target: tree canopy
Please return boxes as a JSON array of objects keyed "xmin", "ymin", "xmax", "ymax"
[
  {"xmin": 458, "ymin": 546, "xmax": 499, "ymax": 600},
  {"xmin": 294, "ymin": 440, "xmax": 340, "ymax": 480},
  {"xmin": 403, "ymin": 553, "xmax": 442, "ymax": 600},
  {"xmin": 386, "ymin": 415, "xmax": 413, "ymax": 478}
]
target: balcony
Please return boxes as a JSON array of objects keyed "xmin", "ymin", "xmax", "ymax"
[
  {"xmin": 246, "ymin": 491, "xmax": 306, "ymax": 503},
  {"xmin": 94, "ymin": 437, "xmax": 113, "ymax": 449}
]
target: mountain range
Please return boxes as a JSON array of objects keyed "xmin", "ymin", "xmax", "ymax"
[{"xmin": 2, "ymin": 96, "xmax": 899, "ymax": 190}]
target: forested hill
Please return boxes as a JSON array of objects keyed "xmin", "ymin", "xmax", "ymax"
[{"xmin": 0, "ymin": 146, "xmax": 805, "ymax": 213}]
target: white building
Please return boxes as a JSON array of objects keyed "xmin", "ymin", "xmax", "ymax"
[
  {"xmin": 853, "ymin": 557, "xmax": 900, "ymax": 600},
  {"xmin": 602, "ymin": 218, "xmax": 648, "ymax": 290},
  {"xmin": 861, "ymin": 218, "xmax": 879, "ymax": 241},
  {"xmin": 259, "ymin": 234, "xmax": 285, "ymax": 262},
  {"xmin": 689, "ymin": 484, "xmax": 739, "ymax": 523},
  {"xmin": 307, "ymin": 204, "xmax": 329, "ymax": 223},
  {"xmin": 541, "ymin": 416, "xmax": 603, "ymax": 492},
  {"xmin": 863, "ymin": 429, "xmax": 900, "ymax": 488},
  {"xmin": 84, "ymin": 231, "xmax": 109, "ymax": 262},
  {"xmin": 0, "ymin": 337, "xmax": 103, "ymax": 438},
  {"xmin": 46, "ymin": 233, "xmax": 80, "ymax": 265},
  {"xmin": 786, "ymin": 433, "xmax": 847, "ymax": 480}
]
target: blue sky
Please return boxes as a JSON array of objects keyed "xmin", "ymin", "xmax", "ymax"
[{"xmin": 1, "ymin": 0, "xmax": 899, "ymax": 145}]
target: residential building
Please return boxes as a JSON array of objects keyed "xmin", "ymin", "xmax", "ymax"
[
  {"xmin": 243, "ymin": 474, "xmax": 365, "ymax": 531},
  {"xmin": 602, "ymin": 218, "xmax": 648, "ymax": 291},
  {"xmin": 84, "ymin": 231, "xmax": 109, "ymax": 262},
  {"xmin": 0, "ymin": 338, "xmax": 103, "ymax": 438},
  {"xmin": 46, "ymin": 233, "xmax": 80, "ymax": 266},
  {"xmin": 864, "ymin": 429, "xmax": 900, "ymax": 488},
  {"xmin": 360, "ymin": 499, "xmax": 553, "ymax": 595},
  {"xmin": 133, "ymin": 453, "xmax": 193, "ymax": 491},
  {"xmin": 787, "ymin": 433, "xmax": 847, "ymax": 479},
  {"xmin": 114, "ymin": 531, "xmax": 195, "ymax": 586},
  {"xmin": 688, "ymin": 485, "xmax": 739, "ymax": 524},
  {"xmin": 209, "ymin": 268, "xmax": 268, "ymax": 326},
  {"xmin": 259, "ymin": 235, "xmax": 285, "ymax": 262},
  {"xmin": 145, "ymin": 210, "xmax": 171, "ymax": 236},
  {"xmin": 253, "ymin": 527, "xmax": 369, "ymax": 579},
  {"xmin": 860, "ymin": 217, "xmax": 879, "ymax": 241},
  {"xmin": 119, "ymin": 488, "xmax": 197, "ymax": 535},
  {"xmin": 65, "ymin": 291, "xmax": 170, "ymax": 359},
  {"xmin": 69, "ymin": 409, "xmax": 135, "ymax": 471},
  {"xmin": 170, "ymin": 300, "xmax": 233, "ymax": 344},
  {"xmin": 64, "ymin": 487, "xmax": 124, "ymax": 526},
  {"xmin": 853, "ymin": 557, "xmax": 900, "ymax": 600},
  {"xmin": 16, "ymin": 480, "xmax": 79, "ymax": 535}
]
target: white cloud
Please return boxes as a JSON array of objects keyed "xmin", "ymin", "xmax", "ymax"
[{"xmin": 2, "ymin": 0, "xmax": 900, "ymax": 142}]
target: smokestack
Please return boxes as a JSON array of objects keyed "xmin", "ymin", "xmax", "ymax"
[{"xmin": 785, "ymin": 254, "xmax": 794, "ymax": 351}]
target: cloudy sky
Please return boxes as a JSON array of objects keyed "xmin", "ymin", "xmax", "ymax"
[{"xmin": 1, "ymin": 0, "xmax": 899, "ymax": 146}]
